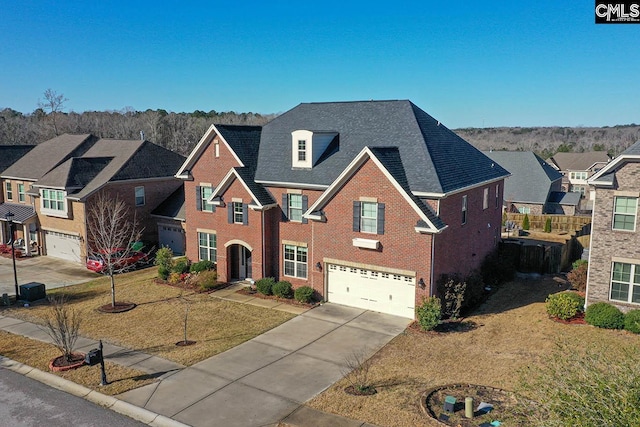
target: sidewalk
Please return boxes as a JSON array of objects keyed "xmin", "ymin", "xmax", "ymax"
[{"xmin": 0, "ymin": 284, "xmax": 401, "ymax": 427}]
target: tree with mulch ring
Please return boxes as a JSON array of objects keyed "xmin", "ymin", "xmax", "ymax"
[
  {"xmin": 175, "ymin": 294, "xmax": 196, "ymax": 346},
  {"xmin": 421, "ymin": 384, "xmax": 535, "ymax": 426},
  {"xmin": 42, "ymin": 295, "xmax": 86, "ymax": 372},
  {"xmin": 97, "ymin": 302, "xmax": 136, "ymax": 313}
]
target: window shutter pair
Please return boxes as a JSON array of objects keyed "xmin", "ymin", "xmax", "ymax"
[
  {"xmin": 227, "ymin": 203, "xmax": 249, "ymax": 225},
  {"xmin": 352, "ymin": 201, "xmax": 385, "ymax": 235},
  {"xmin": 281, "ymin": 193, "xmax": 308, "ymax": 224}
]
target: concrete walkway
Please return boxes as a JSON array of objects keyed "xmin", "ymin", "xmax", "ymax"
[{"xmin": 0, "ymin": 283, "xmax": 409, "ymax": 426}]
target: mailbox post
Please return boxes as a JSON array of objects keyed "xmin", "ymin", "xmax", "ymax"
[{"xmin": 85, "ymin": 340, "xmax": 108, "ymax": 385}]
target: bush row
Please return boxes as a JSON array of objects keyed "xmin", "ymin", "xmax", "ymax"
[
  {"xmin": 254, "ymin": 278, "xmax": 316, "ymax": 304},
  {"xmin": 546, "ymin": 294, "xmax": 640, "ymax": 334}
]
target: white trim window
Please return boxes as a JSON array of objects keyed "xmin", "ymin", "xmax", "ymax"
[
  {"xmin": 198, "ymin": 232, "xmax": 216, "ymax": 262},
  {"xmin": 360, "ymin": 202, "xmax": 378, "ymax": 233},
  {"xmin": 483, "ymin": 188, "xmax": 489, "ymax": 210},
  {"xmin": 518, "ymin": 206, "xmax": 531, "ymax": 214},
  {"xmin": 297, "ymin": 140, "xmax": 306, "ymax": 162},
  {"xmin": 135, "ymin": 186, "xmax": 145, "ymax": 206},
  {"xmin": 570, "ymin": 171, "xmax": 588, "ymax": 180},
  {"xmin": 288, "ymin": 194, "xmax": 303, "ymax": 222},
  {"xmin": 284, "ymin": 244, "xmax": 307, "ymax": 279},
  {"xmin": 233, "ymin": 202, "xmax": 244, "ymax": 224},
  {"xmin": 201, "ymin": 186, "xmax": 214, "ymax": 212},
  {"xmin": 5, "ymin": 182, "xmax": 12, "ymax": 200},
  {"xmin": 42, "ymin": 189, "xmax": 65, "ymax": 212},
  {"xmin": 18, "ymin": 183, "xmax": 25, "ymax": 202},
  {"xmin": 462, "ymin": 195, "xmax": 468, "ymax": 224},
  {"xmin": 613, "ymin": 196, "xmax": 637, "ymax": 231},
  {"xmin": 610, "ymin": 262, "xmax": 640, "ymax": 304}
]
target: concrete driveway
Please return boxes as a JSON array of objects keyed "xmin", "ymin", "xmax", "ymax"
[
  {"xmin": 117, "ymin": 303, "xmax": 410, "ymax": 427},
  {"xmin": 0, "ymin": 255, "xmax": 98, "ymax": 297}
]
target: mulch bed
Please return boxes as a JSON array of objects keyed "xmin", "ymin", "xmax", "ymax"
[
  {"xmin": 408, "ymin": 319, "xmax": 480, "ymax": 335},
  {"xmin": 97, "ymin": 302, "xmax": 136, "ymax": 313},
  {"xmin": 49, "ymin": 352, "xmax": 86, "ymax": 372},
  {"xmin": 550, "ymin": 312, "xmax": 586, "ymax": 325},
  {"xmin": 236, "ymin": 287, "xmax": 319, "ymax": 308},
  {"xmin": 153, "ymin": 278, "xmax": 230, "ymax": 294}
]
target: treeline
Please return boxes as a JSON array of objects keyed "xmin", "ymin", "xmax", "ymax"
[
  {"xmin": 0, "ymin": 108, "xmax": 277, "ymax": 156},
  {"xmin": 455, "ymin": 125, "xmax": 640, "ymax": 158},
  {"xmin": 2, "ymin": 107, "xmax": 639, "ymax": 159}
]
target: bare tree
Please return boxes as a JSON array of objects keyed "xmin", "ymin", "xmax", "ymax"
[
  {"xmin": 38, "ymin": 88, "xmax": 68, "ymax": 136},
  {"xmin": 341, "ymin": 348, "xmax": 376, "ymax": 394},
  {"xmin": 86, "ymin": 192, "xmax": 143, "ymax": 309},
  {"xmin": 42, "ymin": 295, "xmax": 83, "ymax": 363}
]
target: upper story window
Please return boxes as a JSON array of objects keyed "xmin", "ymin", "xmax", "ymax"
[
  {"xmin": 518, "ymin": 206, "xmax": 531, "ymax": 214},
  {"xmin": 462, "ymin": 195, "xmax": 468, "ymax": 224},
  {"xmin": 135, "ymin": 186, "xmax": 145, "ymax": 206},
  {"xmin": 297, "ymin": 140, "xmax": 306, "ymax": 162},
  {"xmin": 569, "ymin": 171, "xmax": 588, "ymax": 180},
  {"xmin": 610, "ymin": 261, "xmax": 640, "ymax": 304},
  {"xmin": 353, "ymin": 201, "xmax": 385, "ymax": 235},
  {"xmin": 200, "ymin": 186, "xmax": 214, "ymax": 212},
  {"xmin": 5, "ymin": 182, "xmax": 12, "ymax": 200},
  {"xmin": 18, "ymin": 184, "xmax": 25, "ymax": 202},
  {"xmin": 571, "ymin": 185, "xmax": 586, "ymax": 198},
  {"xmin": 42, "ymin": 189, "xmax": 65, "ymax": 212},
  {"xmin": 288, "ymin": 194, "xmax": 303, "ymax": 222},
  {"xmin": 613, "ymin": 196, "xmax": 637, "ymax": 231},
  {"xmin": 214, "ymin": 142, "xmax": 220, "ymax": 158},
  {"xmin": 228, "ymin": 202, "xmax": 248, "ymax": 225},
  {"xmin": 483, "ymin": 188, "xmax": 489, "ymax": 210}
]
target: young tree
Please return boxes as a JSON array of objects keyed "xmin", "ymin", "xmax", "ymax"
[
  {"xmin": 86, "ymin": 192, "xmax": 143, "ymax": 309},
  {"xmin": 42, "ymin": 295, "xmax": 83, "ymax": 363},
  {"xmin": 38, "ymin": 88, "xmax": 68, "ymax": 136}
]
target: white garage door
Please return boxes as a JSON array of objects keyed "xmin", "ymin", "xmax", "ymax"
[
  {"xmin": 158, "ymin": 224, "xmax": 185, "ymax": 255},
  {"xmin": 44, "ymin": 231, "xmax": 81, "ymax": 263},
  {"xmin": 327, "ymin": 264, "xmax": 416, "ymax": 318}
]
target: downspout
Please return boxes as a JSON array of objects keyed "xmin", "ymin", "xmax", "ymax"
[
  {"xmin": 261, "ymin": 209, "xmax": 265, "ymax": 278},
  {"xmin": 430, "ymin": 234, "xmax": 435, "ymax": 297},
  {"xmin": 584, "ymin": 189, "xmax": 597, "ymax": 308}
]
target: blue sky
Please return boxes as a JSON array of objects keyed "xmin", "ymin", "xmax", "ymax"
[{"xmin": 1, "ymin": 1, "xmax": 638, "ymax": 128}]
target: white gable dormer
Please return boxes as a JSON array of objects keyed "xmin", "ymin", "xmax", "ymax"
[{"xmin": 291, "ymin": 130, "xmax": 338, "ymax": 169}]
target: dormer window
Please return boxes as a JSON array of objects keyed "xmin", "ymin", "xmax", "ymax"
[{"xmin": 298, "ymin": 140, "xmax": 307, "ymax": 162}]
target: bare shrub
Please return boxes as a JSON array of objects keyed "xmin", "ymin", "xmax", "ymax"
[
  {"xmin": 42, "ymin": 295, "xmax": 83, "ymax": 362},
  {"xmin": 341, "ymin": 349, "xmax": 376, "ymax": 394}
]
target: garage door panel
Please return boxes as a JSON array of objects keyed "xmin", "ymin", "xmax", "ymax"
[
  {"xmin": 158, "ymin": 225, "xmax": 184, "ymax": 255},
  {"xmin": 327, "ymin": 264, "xmax": 415, "ymax": 319},
  {"xmin": 44, "ymin": 231, "xmax": 81, "ymax": 263}
]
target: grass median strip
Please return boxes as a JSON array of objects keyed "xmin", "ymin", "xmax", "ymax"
[
  {"xmin": 0, "ymin": 330, "xmax": 155, "ymax": 395},
  {"xmin": 1, "ymin": 268, "xmax": 295, "ymax": 366}
]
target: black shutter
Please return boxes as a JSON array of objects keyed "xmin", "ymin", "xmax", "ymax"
[
  {"xmin": 242, "ymin": 203, "xmax": 249, "ymax": 225},
  {"xmin": 353, "ymin": 201, "xmax": 361, "ymax": 232},
  {"xmin": 227, "ymin": 203, "xmax": 233, "ymax": 224},
  {"xmin": 195, "ymin": 186, "xmax": 202, "ymax": 211},
  {"xmin": 282, "ymin": 193, "xmax": 288, "ymax": 221},
  {"xmin": 302, "ymin": 195, "xmax": 308, "ymax": 224},
  {"xmin": 377, "ymin": 203, "xmax": 385, "ymax": 235}
]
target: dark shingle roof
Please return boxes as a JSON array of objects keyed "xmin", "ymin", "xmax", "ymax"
[
  {"xmin": 548, "ymin": 191, "xmax": 581, "ymax": 206},
  {"xmin": 483, "ymin": 151, "xmax": 562, "ymax": 204},
  {"xmin": 547, "ymin": 152, "xmax": 610, "ymax": 171},
  {"xmin": 0, "ymin": 203, "xmax": 36, "ymax": 224},
  {"xmin": 35, "ymin": 157, "xmax": 112, "ymax": 190},
  {"xmin": 151, "ymin": 186, "xmax": 185, "ymax": 220},
  {"xmin": 1, "ymin": 134, "xmax": 97, "ymax": 180},
  {"xmin": 0, "ymin": 145, "xmax": 35, "ymax": 174},
  {"xmin": 216, "ymin": 125, "xmax": 262, "ymax": 170},
  {"xmin": 255, "ymin": 101, "xmax": 508, "ymax": 194},
  {"xmin": 234, "ymin": 167, "xmax": 276, "ymax": 206},
  {"xmin": 621, "ymin": 140, "xmax": 640, "ymax": 155}
]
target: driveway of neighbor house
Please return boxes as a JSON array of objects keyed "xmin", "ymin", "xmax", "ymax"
[
  {"xmin": 0, "ymin": 255, "xmax": 98, "ymax": 296},
  {"xmin": 117, "ymin": 303, "xmax": 410, "ymax": 427}
]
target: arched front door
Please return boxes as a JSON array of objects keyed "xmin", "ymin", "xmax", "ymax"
[{"xmin": 229, "ymin": 244, "xmax": 252, "ymax": 280}]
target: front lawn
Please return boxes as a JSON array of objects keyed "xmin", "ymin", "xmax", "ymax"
[
  {"xmin": 307, "ymin": 276, "xmax": 640, "ymax": 426},
  {"xmin": 1, "ymin": 268, "xmax": 295, "ymax": 366}
]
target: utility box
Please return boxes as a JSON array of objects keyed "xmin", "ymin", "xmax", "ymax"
[
  {"xmin": 85, "ymin": 349, "xmax": 102, "ymax": 366},
  {"xmin": 19, "ymin": 282, "xmax": 46, "ymax": 302}
]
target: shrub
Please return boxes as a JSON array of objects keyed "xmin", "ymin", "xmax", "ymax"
[
  {"xmin": 572, "ymin": 259, "xmax": 588, "ymax": 269},
  {"xmin": 544, "ymin": 217, "xmax": 552, "ymax": 233},
  {"xmin": 545, "ymin": 292, "xmax": 584, "ymax": 320},
  {"xmin": 294, "ymin": 286, "xmax": 315, "ymax": 304},
  {"xmin": 585, "ymin": 302, "xmax": 624, "ymax": 329},
  {"xmin": 416, "ymin": 296, "xmax": 441, "ymax": 331},
  {"xmin": 522, "ymin": 213, "xmax": 530, "ymax": 230},
  {"xmin": 480, "ymin": 247, "xmax": 516, "ymax": 287},
  {"xmin": 172, "ymin": 258, "xmax": 190, "ymax": 274},
  {"xmin": 190, "ymin": 260, "xmax": 215, "ymax": 273},
  {"xmin": 168, "ymin": 272, "xmax": 181, "ymax": 285},
  {"xmin": 272, "ymin": 281, "xmax": 293, "ymax": 299},
  {"xmin": 154, "ymin": 246, "xmax": 174, "ymax": 271},
  {"xmin": 255, "ymin": 277, "xmax": 275, "ymax": 295},
  {"xmin": 158, "ymin": 265, "xmax": 170, "ymax": 280},
  {"xmin": 195, "ymin": 270, "xmax": 217, "ymax": 291},
  {"xmin": 567, "ymin": 262, "xmax": 588, "ymax": 292},
  {"xmin": 436, "ymin": 274, "xmax": 466, "ymax": 319},
  {"xmin": 463, "ymin": 272, "xmax": 485, "ymax": 312},
  {"xmin": 625, "ymin": 309, "xmax": 640, "ymax": 334}
]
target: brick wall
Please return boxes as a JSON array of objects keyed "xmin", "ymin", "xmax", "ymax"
[{"xmin": 587, "ymin": 162, "xmax": 640, "ymax": 312}]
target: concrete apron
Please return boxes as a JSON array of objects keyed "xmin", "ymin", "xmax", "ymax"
[{"xmin": 117, "ymin": 304, "xmax": 410, "ymax": 427}]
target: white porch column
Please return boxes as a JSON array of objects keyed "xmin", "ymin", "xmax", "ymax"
[{"xmin": 22, "ymin": 223, "xmax": 31, "ymax": 256}]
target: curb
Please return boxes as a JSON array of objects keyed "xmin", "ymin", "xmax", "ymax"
[{"xmin": 0, "ymin": 356, "xmax": 191, "ymax": 427}]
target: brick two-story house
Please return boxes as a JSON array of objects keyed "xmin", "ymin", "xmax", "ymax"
[
  {"xmin": 0, "ymin": 144, "xmax": 36, "ymax": 245},
  {"xmin": 177, "ymin": 101, "xmax": 509, "ymax": 319},
  {"xmin": 586, "ymin": 141, "xmax": 640, "ymax": 311}
]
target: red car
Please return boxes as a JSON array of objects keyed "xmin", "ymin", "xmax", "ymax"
[{"xmin": 86, "ymin": 248, "xmax": 148, "ymax": 273}]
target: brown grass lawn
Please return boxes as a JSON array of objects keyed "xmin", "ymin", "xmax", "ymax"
[
  {"xmin": 0, "ymin": 331, "xmax": 155, "ymax": 395},
  {"xmin": 308, "ymin": 276, "xmax": 640, "ymax": 427},
  {"xmin": 0, "ymin": 268, "xmax": 294, "ymax": 366}
]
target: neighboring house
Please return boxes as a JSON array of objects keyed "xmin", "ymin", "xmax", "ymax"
[
  {"xmin": 546, "ymin": 152, "xmax": 610, "ymax": 211},
  {"xmin": 151, "ymin": 186, "xmax": 186, "ymax": 255},
  {"xmin": 482, "ymin": 150, "xmax": 581, "ymax": 215},
  {"xmin": 0, "ymin": 144, "xmax": 36, "ymax": 245},
  {"xmin": 1, "ymin": 133, "xmax": 185, "ymax": 263},
  {"xmin": 586, "ymin": 141, "xmax": 640, "ymax": 312},
  {"xmin": 177, "ymin": 100, "xmax": 509, "ymax": 319}
]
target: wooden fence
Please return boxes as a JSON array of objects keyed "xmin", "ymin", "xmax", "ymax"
[
  {"xmin": 505, "ymin": 213, "xmax": 591, "ymax": 233},
  {"xmin": 501, "ymin": 235, "xmax": 584, "ymax": 274}
]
